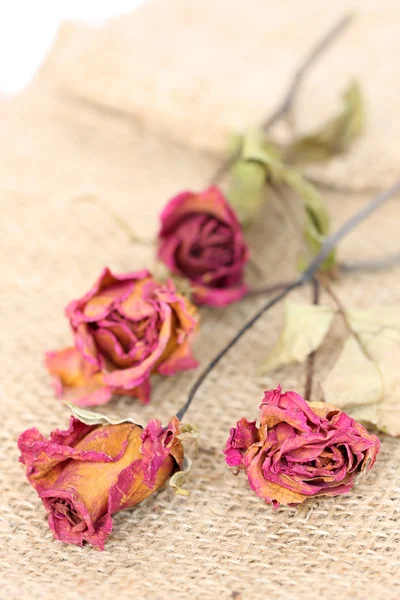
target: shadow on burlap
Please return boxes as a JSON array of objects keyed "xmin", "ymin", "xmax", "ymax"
[{"xmin": 0, "ymin": 1, "xmax": 399, "ymax": 599}]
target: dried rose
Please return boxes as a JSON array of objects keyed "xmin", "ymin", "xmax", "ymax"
[
  {"xmin": 18, "ymin": 414, "xmax": 185, "ymax": 550},
  {"xmin": 45, "ymin": 268, "xmax": 198, "ymax": 406},
  {"xmin": 158, "ymin": 186, "xmax": 249, "ymax": 307},
  {"xmin": 224, "ymin": 385, "xmax": 380, "ymax": 507}
]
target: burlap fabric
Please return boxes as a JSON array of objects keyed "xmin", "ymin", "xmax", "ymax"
[{"xmin": 1, "ymin": 1, "xmax": 400, "ymax": 599}]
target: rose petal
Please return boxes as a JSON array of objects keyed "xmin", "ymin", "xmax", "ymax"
[
  {"xmin": 45, "ymin": 347, "xmax": 92, "ymax": 393},
  {"xmin": 66, "ymin": 267, "xmax": 150, "ymax": 324},
  {"xmin": 119, "ymin": 279, "xmax": 157, "ymax": 320},
  {"xmin": 119, "ymin": 379, "xmax": 151, "ymax": 405},
  {"xmin": 245, "ymin": 445, "xmax": 308, "ymax": 507},
  {"xmin": 73, "ymin": 323, "xmax": 100, "ymax": 368},
  {"xmin": 103, "ymin": 304, "xmax": 172, "ymax": 390},
  {"xmin": 18, "ymin": 417, "xmax": 116, "ymax": 493},
  {"xmin": 159, "ymin": 187, "xmax": 239, "ymax": 234},
  {"xmin": 140, "ymin": 417, "xmax": 183, "ymax": 488},
  {"xmin": 224, "ymin": 418, "xmax": 259, "ymax": 468},
  {"xmin": 192, "ymin": 281, "xmax": 248, "ymax": 307},
  {"xmin": 157, "ymin": 339, "xmax": 198, "ymax": 376},
  {"xmin": 45, "ymin": 346, "xmax": 113, "ymax": 407}
]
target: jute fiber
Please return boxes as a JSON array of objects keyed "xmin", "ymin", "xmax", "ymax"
[{"xmin": 1, "ymin": 1, "xmax": 399, "ymax": 599}]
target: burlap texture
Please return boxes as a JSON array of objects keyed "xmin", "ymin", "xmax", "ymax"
[{"xmin": 1, "ymin": 1, "xmax": 400, "ymax": 599}]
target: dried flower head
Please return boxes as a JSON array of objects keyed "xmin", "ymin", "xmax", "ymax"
[
  {"xmin": 46, "ymin": 268, "xmax": 199, "ymax": 406},
  {"xmin": 158, "ymin": 186, "xmax": 249, "ymax": 307},
  {"xmin": 224, "ymin": 385, "xmax": 380, "ymax": 506},
  {"xmin": 18, "ymin": 408, "xmax": 194, "ymax": 550}
]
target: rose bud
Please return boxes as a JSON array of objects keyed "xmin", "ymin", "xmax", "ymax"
[
  {"xmin": 158, "ymin": 186, "xmax": 250, "ymax": 307},
  {"xmin": 45, "ymin": 268, "xmax": 199, "ymax": 407},
  {"xmin": 18, "ymin": 408, "xmax": 192, "ymax": 550},
  {"xmin": 224, "ymin": 385, "xmax": 380, "ymax": 507}
]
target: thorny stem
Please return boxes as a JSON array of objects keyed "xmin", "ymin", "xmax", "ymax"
[
  {"xmin": 176, "ymin": 178, "xmax": 400, "ymax": 421},
  {"xmin": 210, "ymin": 14, "xmax": 353, "ymax": 185},
  {"xmin": 304, "ymin": 278, "xmax": 320, "ymax": 402}
]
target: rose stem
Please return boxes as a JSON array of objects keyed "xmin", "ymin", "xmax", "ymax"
[
  {"xmin": 304, "ymin": 278, "xmax": 320, "ymax": 402},
  {"xmin": 340, "ymin": 252, "xmax": 400, "ymax": 273},
  {"xmin": 247, "ymin": 251, "xmax": 400, "ymax": 297},
  {"xmin": 176, "ymin": 178, "xmax": 400, "ymax": 420},
  {"xmin": 316, "ymin": 274, "xmax": 366, "ymax": 353},
  {"xmin": 210, "ymin": 13, "xmax": 353, "ymax": 184}
]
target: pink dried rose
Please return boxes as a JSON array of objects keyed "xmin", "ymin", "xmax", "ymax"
[
  {"xmin": 158, "ymin": 186, "xmax": 250, "ymax": 307},
  {"xmin": 45, "ymin": 268, "xmax": 199, "ymax": 407},
  {"xmin": 224, "ymin": 385, "xmax": 380, "ymax": 507},
  {"xmin": 18, "ymin": 415, "xmax": 185, "ymax": 550}
]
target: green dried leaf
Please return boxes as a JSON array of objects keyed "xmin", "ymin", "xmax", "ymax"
[
  {"xmin": 258, "ymin": 301, "xmax": 335, "ymax": 374},
  {"xmin": 322, "ymin": 307, "xmax": 400, "ymax": 436},
  {"xmin": 65, "ymin": 402, "xmax": 142, "ymax": 427},
  {"xmin": 287, "ymin": 80, "xmax": 364, "ymax": 164}
]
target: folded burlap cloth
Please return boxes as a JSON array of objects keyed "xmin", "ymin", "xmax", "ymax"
[{"xmin": 1, "ymin": 1, "xmax": 399, "ymax": 599}]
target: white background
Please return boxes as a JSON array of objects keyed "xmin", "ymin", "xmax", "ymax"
[{"xmin": 0, "ymin": 0, "xmax": 144, "ymax": 95}]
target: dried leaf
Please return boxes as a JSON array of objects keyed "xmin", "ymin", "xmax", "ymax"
[
  {"xmin": 281, "ymin": 169, "xmax": 335, "ymax": 270},
  {"xmin": 322, "ymin": 336, "xmax": 383, "ymax": 424},
  {"xmin": 65, "ymin": 401, "xmax": 143, "ymax": 427},
  {"xmin": 322, "ymin": 307, "xmax": 400, "ymax": 436},
  {"xmin": 259, "ymin": 301, "xmax": 335, "ymax": 374},
  {"xmin": 240, "ymin": 131, "xmax": 284, "ymax": 180},
  {"xmin": 287, "ymin": 81, "xmax": 364, "ymax": 164},
  {"xmin": 178, "ymin": 423, "xmax": 199, "ymax": 456},
  {"xmin": 226, "ymin": 131, "xmax": 283, "ymax": 225},
  {"xmin": 169, "ymin": 456, "xmax": 192, "ymax": 496},
  {"xmin": 227, "ymin": 160, "xmax": 267, "ymax": 225}
]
